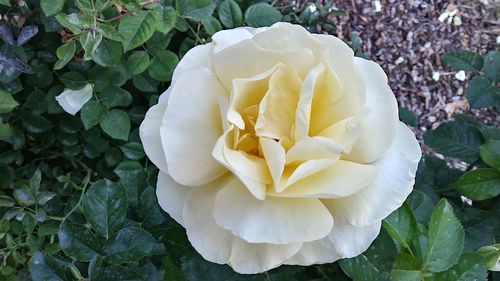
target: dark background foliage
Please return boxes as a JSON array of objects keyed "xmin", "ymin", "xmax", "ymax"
[{"xmin": 0, "ymin": 0, "xmax": 498, "ymax": 280}]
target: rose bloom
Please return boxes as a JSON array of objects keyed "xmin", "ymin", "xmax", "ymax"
[{"xmin": 140, "ymin": 22, "xmax": 421, "ymax": 274}]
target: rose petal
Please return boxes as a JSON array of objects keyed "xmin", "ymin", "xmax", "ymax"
[
  {"xmin": 139, "ymin": 89, "xmax": 170, "ymax": 173},
  {"xmin": 284, "ymin": 159, "xmax": 336, "ymax": 189},
  {"xmin": 156, "ymin": 171, "xmax": 192, "ymax": 226},
  {"xmin": 324, "ymin": 122, "xmax": 421, "ymax": 226},
  {"xmin": 171, "ymin": 44, "xmax": 213, "ymax": 82},
  {"xmin": 259, "ymin": 137, "xmax": 286, "ymax": 187},
  {"xmin": 343, "ymin": 57, "xmax": 399, "ymax": 163},
  {"xmin": 316, "ymin": 113, "xmax": 364, "ymax": 154},
  {"xmin": 213, "ymin": 131, "xmax": 268, "ymax": 199},
  {"xmin": 212, "ymin": 27, "xmax": 254, "ymax": 54},
  {"xmin": 162, "ymin": 67, "xmax": 228, "ymax": 186},
  {"xmin": 213, "ymin": 39, "xmax": 315, "ymax": 90},
  {"xmin": 182, "ymin": 181, "xmax": 301, "ymax": 273},
  {"xmin": 55, "ymin": 84, "xmax": 93, "ymax": 115},
  {"xmin": 285, "ymin": 220, "xmax": 381, "ymax": 265},
  {"xmin": 285, "ymin": 136, "xmax": 343, "ymax": 164},
  {"xmin": 312, "ymin": 34, "xmax": 365, "ymax": 127},
  {"xmin": 270, "ymin": 160, "xmax": 378, "ymax": 198},
  {"xmin": 254, "ymin": 65, "xmax": 302, "ymax": 139},
  {"xmin": 213, "ymin": 177, "xmax": 334, "ymax": 244}
]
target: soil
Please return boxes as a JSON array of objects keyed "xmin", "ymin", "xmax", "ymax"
[{"xmin": 331, "ymin": 0, "xmax": 499, "ymax": 141}]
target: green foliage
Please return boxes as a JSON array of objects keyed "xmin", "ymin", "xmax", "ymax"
[{"xmin": 0, "ymin": 0, "xmax": 497, "ymax": 280}]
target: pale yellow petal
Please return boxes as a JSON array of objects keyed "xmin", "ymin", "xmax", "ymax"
[
  {"xmin": 324, "ymin": 123, "xmax": 421, "ymax": 226},
  {"xmin": 171, "ymin": 44, "xmax": 213, "ymax": 82},
  {"xmin": 156, "ymin": 171, "xmax": 192, "ymax": 227},
  {"xmin": 343, "ymin": 58, "xmax": 399, "ymax": 163},
  {"xmin": 285, "ymin": 136, "xmax": 343, "ymax": 164},
  {"xmin": 212, "ymin": 28, "xmax": 254, "ymax": 54},
  {"xmin": 213, "ymin": 177, "xmax": 333, "ymax": 244},
  {"xmin": 270, "ymin": 160, "xmax": 378, "ymax": 198},
  {"xmin": 161, "ymin": 67, "xmax": 228, "ymax": 186},
  {"xmin": 259, "ymin": 138, "xmax": 286, "ymax": 187},
  {"xmin": 285, "ymin": 159, "xmax": 336, "ymax": 188}
]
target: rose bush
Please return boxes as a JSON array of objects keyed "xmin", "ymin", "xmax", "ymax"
[{"xmin": 140, "ymin": 22, "xmax": 421, "ymax": 274}]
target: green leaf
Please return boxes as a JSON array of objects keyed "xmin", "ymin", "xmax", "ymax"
[
  {"xmin": 126, "ymin": 51, "xmax": 150, "ymax": 76},
  {"xmin": 148, "ymin": 50, "xmax": 178, "ymax": 82},
  {"xmin": 59, "ymin": 71, "xmax": 87, "ymax": 89},
  {"xmin": 82, "ymin": 179, "xmax": 127, "ymax": 239},
  {"xmin": 452, "ymin": 168, "xmax": 500, "ymax": 200},
  {"xmin": 424, "ymin": 199, "xmax": 464, "ymax": 272},
  {"xmin": 54, "ymin": 41, "xmax": 76, "ymax": 70},
  {"xmin": 36, "ymin": 191, "xmax": 56, "ymax": 205},
  {"xmin": 97, "ymin": 24, "xmax": 124, "ymax": 42},
  {"xmin": 0, "ymin": 122, "xmax": 12, "ymax": 143},
  {"xmin": 41, "ymin": 0, "xmax": 64, "ymax": 16},
  {"xmin": 97, "ymin": 85, "xmax": 132, "ymax": 109},
  {"xmin": 407, "ymin": 190, "xmax": 434, "ymax": 224},
  {"xmin": 58, "ymin": 223, "xmax": 101, "ymax": 262},
  {"xmin": 218, "ymin": 0, "xmax": 242, "ymax": 28},
  {"xmin": 28, "ymin": 252, "xmax": 64, "ymax": 281},
  {"xmin": 0, "ymin": 0, "xmax": 11, "ymax": 6},
  {"xmin": 441, "ymin": 50, "xmax": 484, "ymax": 72},
  {"xmin": 434, "ymin": 252, "xmax": 487, "ymax": 281},
  {"xmin": 398, "ymin": 107, "xmax": 418, "ymax": 127},
  {"xmin": 139, "ymin": 186, "xmax": 166, "ymax": 226},
  {"xmin": 120, "ymin": 142, "xmax": 145, "ymax": 160},
  {"xmin": 176, "ymin": 0, "xmax": 216, "ymax": 22},
  {"xmin": 14, "ymin": 187, "xmax": 35, "ymax": 206},
  {"xmin": 88, "ymin": 255, "xmax": 103, "ymax": 280},
  {"xmin": 390, "ymin": 270, "xmax": 421, "ymax": 281},
  {"xmin": 21, "ymin": 113, "xmax": 53, "ymax": 133},
  {"xmin": 100, "ymin": 109, "xmax": 130, "ymax": 141},
  {"xmin": 466, "ymin": 76, "xmax": 498, "ymax": 109},
  {"xmin": 339, "ymin": 229, "xmax": 396, "ymax": 281},
  {"xmin": 244, "ymin": 3, "xmax": 282, "ymax": 27},
  {"xmin": 383, "ymin": 204, "xmax": 417, "ymax": 254},
  {"xmin": 0, "ymin": 90, "xmax": 18, "ymax": 113},
  {"xmin": 79, "ymin": 32, "xmax": 103, "ymax": 61},
  {"xmin": 424, "ymin": 121, "xmax": 483, "ymax": 163},
  {"xmin": 484, "ymin": 50, "xmax": 500, "ymax": 82},
  {"xmin": 93, "ymin": 39, "xmax": 123, "ymax": 67},
  {"xmin": 203, "ymin": 17, "xmax": 222, "ymax": 36},
  {"xmin": 478, "ymin": 244, "xmax": 500, "ymax": 270},
  {"xmin": 103, "ymin": 227, "xmax": 155, "ymax": 264},
  {"xmin": 118, "ymin": 11, "xmax": 157, "ymax": 52},
  {"xmin": 480, "ymin": 140, "xmax": 500, "ymax": 169},
  {"xmin": 153, "ymin": 6, "xmax": 176, "ymax": 34},
  {"xmin": 29, "ymin": 169, "xmax": 41, "ymax": 194},
  {"xmin": 80, "ymin": 100, "xmax": 106, "ymax": 130}
]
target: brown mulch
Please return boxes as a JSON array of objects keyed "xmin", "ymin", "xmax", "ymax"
[{"xmin": 330, "ymin": 0, "xmax": 499, "ymax": 144}]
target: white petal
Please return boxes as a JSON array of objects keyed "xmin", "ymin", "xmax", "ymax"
[
  {"xmin": 212, "ymin": 28, "xmax": 254, "ymax": 54},
  {"xmin": 316, "ymin": 113, "xmax": 364, "ymax": 154},
  {"xmin": 172, "ymin": 44, "xmax": 213, "ymax": 82},
  {"xmin": 182, "ymin": 180, "xmax": 301, "ymax": 273},
  {"xmin": 139, "ymin": 89, "xmax": 170, "ymax": 173},
  {"xmin": 161, "ymin": 67, "xmax": 228, "ymax": 186},
  {"xmin": 259, "ymin": 138, "xmax": 285, "ymax": 187},
  {"xmin": 55, "ymin": 84, "xmax": 93, "ymax": 115},
  {"xmin": 285, "ymin": 220, "xmax": 381, "ymax": 265},
  {"xmin": 272, "ymin": 160, "xmax": 378, "ymax": 198},
  {"xmin": 229, "ymin": 238, "xmax": 302, "ymax": 274},
  {"xmin": 213, "ymin": 177, "xmax": 334, "ymax": 244},
  {"xmin": 183, "ymin": 179, "xmax": 233, "ymax": 263},
  {"xmin": 294, "ymin": 64, "xmax": 325, "ymax": 141},
  {"xmin": 324, "ymin": 123, "xmax": 421, "ymax": 226},
  {"xmin": 343, "ymin": 57, "xmax": 399, "ymax": 163},
  {"xmin": 213, "ymin": 39, "xmax": 315, "ymax": 90},
  {"xmin": 156, "ymin": 171, "xmax": 192, "ymax": 227}
]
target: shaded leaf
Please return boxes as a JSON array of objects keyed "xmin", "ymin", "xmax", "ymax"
[
  {"xmin": 452, "ymin": 168, "xmax": 500, "ymax": 201},
  {"xmin": 441, "ymin": 50, "xmax": 484, "ymax": 72},
  {"xmin": 245, "ymin": 3, "xmax": 282, "ymax": 27},
  {"xmin": 218, "ymin": 0, "xmax": 243, "ymax": 28},
  {"xmin": 103, "ymin": 227, "xmax": 155, "ymax": 264},
  {"xmin": 58, "ymin": 223, "xmax": 101, "ymax": 262},
  {"xmin": 17, "ymin": 25, "xmax": 39, "ymax": 46},
  {"xmin": 100, "ymin": 109, "xmax": 130, "ymax": 141},
  {"xmin": 118, "ymin": 11, "xmax": 157, "ymax": 52},
  {"xmin": 176, "ymin": 0, "xmax": 216, "ymax": 22},
  {"xmin": 0, "ymin": 90, "xmax": 19, "ymax": 113}
]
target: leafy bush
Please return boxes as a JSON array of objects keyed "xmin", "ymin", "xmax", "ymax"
[{"xmin": 0, "ymin": 0, "xmax": 498, "ymax": 280}]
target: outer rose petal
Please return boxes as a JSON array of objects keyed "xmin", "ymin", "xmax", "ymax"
[
  {"xmin": 55, "ymin": 84, "xmax": 93, "ymax": 115},
  {"xmin": 284, "ymin": 220, "xmax": 381, "ymax": 265},
  {"xmin": 139, "ymin": 89, "xmax": 170, "ymax": 173},
  {"xmin": 156, "ymin": 171, "xmax": 191, "ymax": 226},
  {"xmin": 162, "ymin": 67, "xmax": 228, "ymax": 186},
  {"xmin": 213, "ymin": 177, "xmax": 334, "ymax": 244},
  {"xmin": 325, "ymin": 122, "xmax": 421, "ymax": 226},
  {"xmin": 343, "ymin": 57, "xmax": 399, "ymax": 163},
  {"xmin": 211, "ymin": 28, "xmax": 254, "ymax": 54},
  {"xmin": 183, "ymin": 179, "xmax": 301, "ymax": 274},
  {"xmin": 171, "ymin": 44, "xmax": 213, "ymax": 82}
]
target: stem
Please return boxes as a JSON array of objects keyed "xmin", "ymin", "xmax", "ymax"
[{"xmin": 59, "ymin": 171, "xmax": 91, "ymax": 226}]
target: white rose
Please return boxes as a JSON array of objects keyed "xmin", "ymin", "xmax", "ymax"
[{"xmin": 140, "ymin": 22, "xmax": 421, "ymax": 274}]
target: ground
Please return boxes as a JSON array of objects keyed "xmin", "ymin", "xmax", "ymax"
[{"xmin": 329, "ymin": 0, "xmax": 499, "ymax": 145}]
